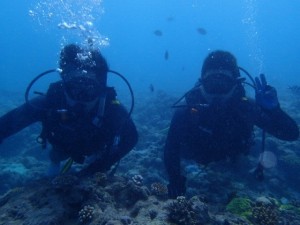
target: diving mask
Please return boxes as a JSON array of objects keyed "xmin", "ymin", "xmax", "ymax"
[
  {"xmin": 62, "ymin": 69, "xmax": 103, "ymax": 102},
  {"xmin": 202, "ymin": 70, "xmax": 237, "ymax": 95}
]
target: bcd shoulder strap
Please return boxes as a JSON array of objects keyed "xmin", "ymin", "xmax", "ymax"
[{"xmin": 37, "ymin": 81, "xmax": 65, "ymax": 148}]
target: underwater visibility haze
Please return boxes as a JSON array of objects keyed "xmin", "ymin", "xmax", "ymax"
[{"xmin": 0, "ymin": 0, "xmax": 300, "ymax": 224}]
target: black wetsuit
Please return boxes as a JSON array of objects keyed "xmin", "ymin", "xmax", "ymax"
[
  {"xmin": 0, "ymin": 81, "xmax": 138, "ymax": 175},
  {"xmin": 164, "ymin": 91, "xmax": 299, "ymax": 195}
]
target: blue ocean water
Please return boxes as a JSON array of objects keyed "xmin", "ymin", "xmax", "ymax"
[
  {"xmin": 1, "ymin": 0, "xmax": 299, "ymax": 96},
  {"xmin": 0, "ymin": 2, "xmax": 300, "ymax": 222}
]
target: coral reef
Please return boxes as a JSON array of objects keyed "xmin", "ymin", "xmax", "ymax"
[
  {"xmin": 105, "ymin": 176, "xmax": 150, "ymax": 208},
  {"xmin": 278, "ymin": 153, "xmax": 300, "ymax": 189},
  {"xmin": 93, "ymin": 172, "xmax": 108, "ymax": 186},
  {"xmin": 131, "ymin": 174, "xmax": 144, "ymax": 186},
  {"xmin": 226, "ymin": 197, "xmax": 252, "ymax": 219},
  {"xmin": 78, "ymin": 205, "xmax": 95, "ymax": 223},
  {"xmin": 167, "ymin": 196, "xmax": 210, "ymax": 225},
  {"xmin": 251, "ymin": 196, "xmax": 279, "ymax": 225},
  {"xmin": 1, "ymin": 91, "xmax": 300, "ymax": 224},
  {"xmin": 52, "ymin": 174, "xmax": 78, "ymax": 189},
  {"xmin": 150, "ymin": 182, "xmax": 168, "ymax": 198},
  {"xmin": 280, "ymin": 153, "xmax": 300, "ymax": 171}
]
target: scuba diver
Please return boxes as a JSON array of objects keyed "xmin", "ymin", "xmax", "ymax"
[
  {"xmin": 0, "ymin": 44, "xmax": 138, "ymax": 176},
  {"xmin": 164, "ymin": 50, "xmax": 299, "ymax": 198}
]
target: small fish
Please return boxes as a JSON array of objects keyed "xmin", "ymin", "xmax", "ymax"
[
  {"xmin": 197, "ymin": 27, "xmax": 207, "ymax": 35},
  {"xmin": 153, "ymin": 30, "xmax": 163, "ymax": 36},
  {"xmin": 149, "ymin": 84, "xmax": 154, "ymax": 93},
  {"xmin": 164, "ymin": 50, "xmax": 169, "ymax": 60},
  {"xmin": 60, "ymin": 158, "xmax": 74, "ymax": 174}
]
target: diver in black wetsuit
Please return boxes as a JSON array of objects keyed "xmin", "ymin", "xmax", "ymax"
[
  {"xmin": 0, "ymin": 44, "xmax": 138, "ymax": 176},
  {"xmin": 164, "ymin": 50, "xmax": 299, "ymax": 198}
]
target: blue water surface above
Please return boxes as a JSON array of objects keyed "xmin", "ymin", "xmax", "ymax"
[{"xmin": 0, "ymin": 0, "xmax": 299, "ymax": 97}]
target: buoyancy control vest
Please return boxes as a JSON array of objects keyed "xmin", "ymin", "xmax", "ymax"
[
  {"xmin": 40, "ymin": 81, "xmax": 118, "ymax": 163},
  {"xmin": 183, "ymin": 84, "xmax": 255, "ymax": 162}
]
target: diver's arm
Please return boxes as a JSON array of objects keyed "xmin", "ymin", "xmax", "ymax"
[
  {"xmin": 81, "ymin": 105, "xmax": 138, "ymax": 175},
  {"xmin": 254, "ymin": 102, "xmax": 299, "ymax": 141},
  {"xmin": 164, "ymin": 109, "xmax": 187, "ymax": 198},
  {"xmin": 0, "ymin": 96, "xmax": 46, "ymax": 142},
  {"xmin": 164, "ymin": 110, "xmax": 185, "ymax": 181},
  {"xmin": 253, "ymin": 75, "xmax": 299, "ymax": 141}
]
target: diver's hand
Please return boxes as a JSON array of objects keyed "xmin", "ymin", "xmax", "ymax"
[
  {"xmin": 255, "ymin": 74, "xmax": 279, "ymax": 110},
  {"xmin": 167, "ymin": 176, "xmax": 186, "ymax": 199}
]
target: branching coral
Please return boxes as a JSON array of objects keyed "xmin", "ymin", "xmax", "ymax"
[
  {"xmin": 78, "ymin": 205, "xmax": 95, "ymax": 224},
  {"xmin": 150, "ymin": 182, "xmax": 168, "ymax": 197},
  {"xmin": 167, "ymin": 196, "xmax": 209, "ymax": 225},
  {"xmin": 131, "ymin": 174, "xmax": 144, "ymax": 186},
  {"xmin": 167, "ymin": 196, "xmax": 197, "ymax": 225}
]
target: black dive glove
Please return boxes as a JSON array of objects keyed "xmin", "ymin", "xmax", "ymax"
[
  {"xmin": 255, "ymin": 74, "xmax": 279, "ymax": 110},
  {"xmin": 167, "ymin": 175, "xmax": 186, "ymax": 199}
]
